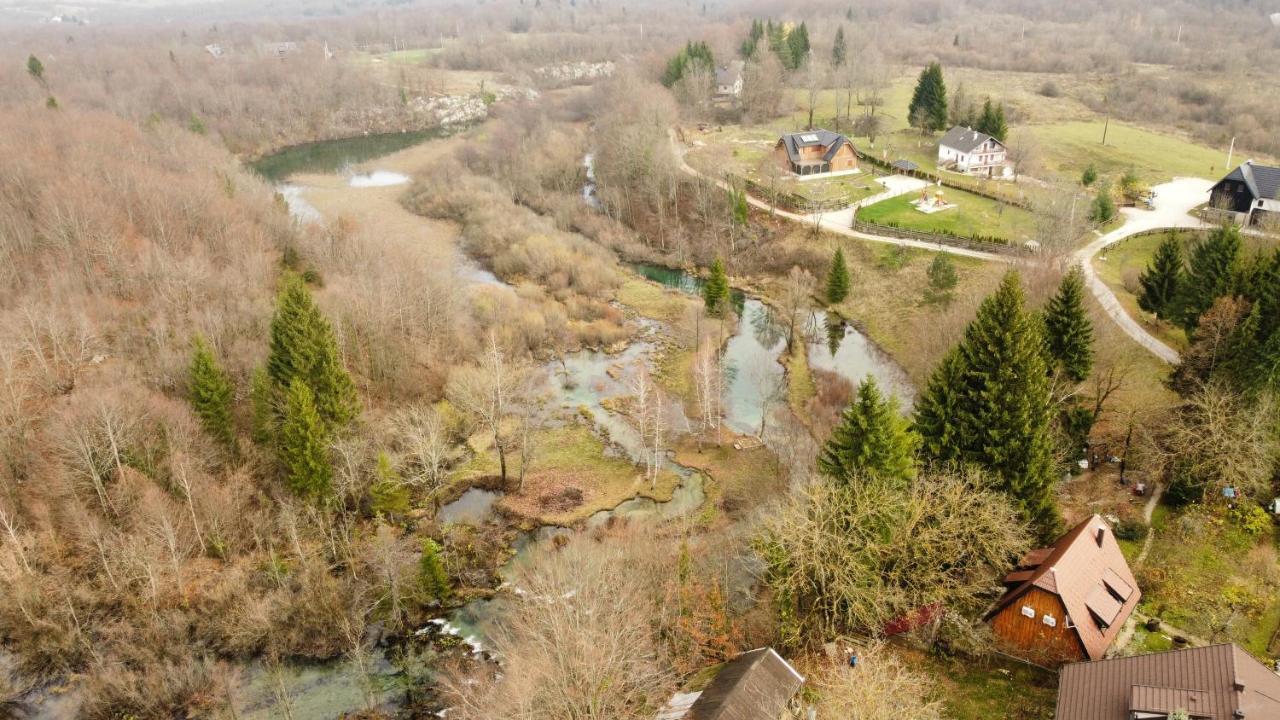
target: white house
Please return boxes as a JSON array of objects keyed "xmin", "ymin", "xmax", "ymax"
[
  {"xmin": 714, "ymin": 61, "xmax": 745, "ymax": 98},
  {"xmin": 938, "ymin": 126, "xmax": 1009, "ymax": 178}
]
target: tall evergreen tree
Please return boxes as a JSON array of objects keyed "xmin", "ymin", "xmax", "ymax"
[
  {"xmin": 278, "ymin": 378, "xmax": 332, "ymax": 499},
  {"xmin": 267, "ymin": 273, "xmax": 360, "ymax": 430},
  {"xmin": 914, "ymin": 271, "xmax": 1059, "ymax": 535},
  {"xmin": 831, "ymin": 26, "xmax": 847, "ymax": 67},
  {"xmin": 989, "ymin": 103, "xmax": 1008, "ymax": 142},
  {"xmin": 1044, "ymin": 266, "xmax": 1095, "ymax": 382},
  {"xmin": 188, "ymin": 335, "xmax": 237, "ymax": 452},
  {"xmin": 1223, "ymin": 249, "xmax": 1280, "ymax": 393},
  {"xmin": 926, "ymin": 253, "xmax": 959, "ymax": 304},
  {"xmin": 703, "ymin": 258, "xmax": 730, "ymax": 315},
  {"xmin": 1089, "ymin": 183, "xmax": 1116, "ymax": 223},
  {"xmin": 418, "ymin": 538, "xmax": 451, "ymax": 604},
  {"xmin": 1178, "ymin": 225, "xmax": 1242, "ymax": 333},
  {"xmin": 818, "ymin": 376, "xmax": 919, "ymax": 484},
  {"xmin": 249, "ymin": 365, "xmax": 274, "ymax": 445},
  {"xmin": 1137, "ymin": 234, "xmax": 1184, "ymax": 319},
  {"xmin": 825, "ymin": 247, "xmax": 851, "ymax": 304},
  {"xmin": 907, "ymin": 62, "xmax": 948, "ymax": 133},
  {"xmin": 787, "ymin": 22, "xmax": 811, "ymax": 69}
]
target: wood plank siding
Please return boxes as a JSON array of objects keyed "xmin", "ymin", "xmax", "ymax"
[{"xmin": 990, "ymin": 587, "xmax": 1087, "ymax": 665}]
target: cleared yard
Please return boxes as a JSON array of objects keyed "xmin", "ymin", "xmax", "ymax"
[
  {"xmin": 1029, "ymin": 120, "xmax": 1231, "ymax": 184},
  {"xmin": 857, "ymin": 189, "xmax": 1039, "ymax": 243}
]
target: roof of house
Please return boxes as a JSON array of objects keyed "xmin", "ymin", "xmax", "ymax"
[
  {"xmin": 715, "ymin": 61, "xmax": 744, "ymax": 86},
  {"xmin": 986, "ymin": 515, "xmax": 1141, "ymax": 661},
  {"xmin": 1216, "ymin": 160, "xmax": 1280, "ymax": 201},
  {"xmin": 686, "ymin": 648, "xmax": 804, "ymax": 720},
  {"xmin": 1056, "ymin": 643, "xmax": 1280, "ymax": 720},
  {"xmin": 891, "ymin": 159, "xmax": 919, "ymax": 172},
  {"xmin": 776, "ymin": 129, "xmax": 853, "ymax": 164},
  {"xmin": 939, "ymin": 126, "xmax": 1004, "ymax": 154}
]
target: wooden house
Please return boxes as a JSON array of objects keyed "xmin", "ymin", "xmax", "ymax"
[
  {"xmin": 985, "ymin": 515, "xmax": 1140, "ymax": 666},
  {"xmin": 715, "ymin": 61, "xmax": 745, "ymax": 98},
  {"xmin": 1209, "ymin": 160, "xmax": 1280, "ymax": 226},
  {"xmin": 773, "ymin": 130, "xmax": 857, "ymax": 177},
  {"xmin": 656, "ymin": 648, "xmax": 804, "ymax": 720}
]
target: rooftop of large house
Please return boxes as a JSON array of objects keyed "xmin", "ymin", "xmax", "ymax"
[
  {"xmin": 939, "ymin": 125, "xmax": 1003, "ymax": 154},
  {"xmin": 1056, "ymin": 643, "xmax": 1280, "ymax": 720},
  {"xmin": 715, "ymin": 61, "xmax": 744, "ymax": 87},
  {"xmin": 656, "ymin": 648, "xmax": 804, "ymax": 720},
  {"xmin": 776, "ymin": 129, "xmax": 851, "ymax": 165},
  {"xmin": 987, "ymin": 514, "xmax": 1141, "ymax": 661}
]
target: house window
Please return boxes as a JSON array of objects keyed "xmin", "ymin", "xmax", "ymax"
[
  {"xmin": 1065, "ymin": 616, "xmax": 1075, "ymax": 629},
  {"xmin": 1021, "ymin": 606, "xmax": 1035, "ymax": 619},
  {"xmin": 1043, "ymin": 614, "xmax": 1057, "ymax": 628}
]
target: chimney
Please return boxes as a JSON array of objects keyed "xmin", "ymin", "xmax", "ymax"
[
  {"xmin": 1096, "ymin": 526, "xmax": 1106, "ymax": 547},
  {"xmin": 1233, "ymin": 678, "xmax": 1246, "ymax": 692}
]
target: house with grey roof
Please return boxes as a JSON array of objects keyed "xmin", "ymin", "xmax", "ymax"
[
  {"xmin": 715, "ymin": 61, "xmax": 745, "ymax": 98},
  {"xmin": 1056, "ymin": 643, "xmax": 1280, "ymax": 720},
  {"xmin": 656, "ymin": 648, "xmax": 804, "ymax": 720},
  {"xmin": 773, "ymin": 130, "xmax": 858, "ymax": 178},
  {"xmin": 938, "ymin": 126, "xmax": 1009, "ymax": 178},
  {"xmin": 1209, "ymin": 160, "xmax": 1280, "ymax": 226}
]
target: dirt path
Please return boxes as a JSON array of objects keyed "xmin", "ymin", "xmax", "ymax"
[
  {"xmin": 1073, "ymin": 178, "xmax": 1213, "ymax": 365},
  {"xmin": 1134, "ymin": 483, "xmax": 1165, "ymax": 567}
]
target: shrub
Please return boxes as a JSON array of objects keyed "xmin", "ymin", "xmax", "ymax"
[
  {"xmin": 1038, "ymin": 80, "xmax": 1062, "ymax": 98},
  {"xmin": 1114, "ymin": 519, "xmax": 1149, "ymax": 542}
]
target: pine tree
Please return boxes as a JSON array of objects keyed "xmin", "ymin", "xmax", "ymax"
[
  {"xmin": 817, "ymin": 376, "xmax": 919, "ymax": 484},
  {"xmin": 989, "ymin": 103, "xmax": 1008, "ymax": 142},
  {"xmin": 1081, "ymin": 164, "xmax": 1098, "ymax": 187},
  {"xmin": 925, "ymin": 253, "xmax": 958, "ymax": 304},
  {"xmin": 914, "ymin": 271, "xmax": 1060, "ymax": 535},
  {"xmin": 1223, "ymin": 249, "xmax": 1280, "ymax": 393},
  {"xmin": 418, "ymin": 538, "xmax": 451, "ymax": 604},
  {"xmin": 1089, "ymin": 183, "xmax": 1116, "ymax": 223},
  {"xmin": 825, "ymin": 248, "xmax": 850, "ymax": 305},
  {"xmin": 1137, "ymin": 234, "xmax": 1184, "ymax": 318},
  {"xmin": 188, "ymin": 335, "xmax": 237, "ymax": 453},
  {"xmin": 831, "ymin": 26, "xmax": 847, "ymax": 67},
  {"xmin": 26, "ymin": 55, "xmax": 44, "ymax": 83},
  {"xmin": 703, "ymin": 258, "xmax": 730, "ymax": 315},
  {"xmin": 787, "ymin": 22, "xmax": 811, "ymax": 69},
  {"xmin": 267, "ymin": 273, "xmax": 360, "ymax": 430},
  {"xmin": 278, "ymin": 378, "xmax": 332, "ymax": 499},
  {"xmin": 731, "ymin": 187, "xmax": 749, "ymax": 227},
  {"xmin": 249, "ymin": 365, "xmax": 274, "ymax": 445},
  {"xmin": 1178, "ymin": 224, "xmax": 1241, "ymax": 333},
  {"xmin": 1044, "ymin": 266, "xmax": 1095, "ymax": 382},
  {"xmin": 370, "ymin": 451, "xmax": 411, "ymax": 516},
  {"xmin": 976, "ymin": 98, "xmax": 997, "ymax": 136},
  {"xmin": 907, "ymin": 62, "xmax": 948, "ymax": 133}
]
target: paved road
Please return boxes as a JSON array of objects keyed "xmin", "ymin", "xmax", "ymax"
[{"xmin": 1073, "ymin": 178, "xmax": 1213, "ymax": 365}]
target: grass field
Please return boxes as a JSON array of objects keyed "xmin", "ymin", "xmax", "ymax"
[
  {"xmin": 857, "ymin": 188, "xmax": 1039, "ymax": 243},
  {"xmin": 1091, "ymin": 231, "xmax": 1193, "ymax": 351},
  {"xmin": 893, "ymin": 646, "xmax": 1056, "ymax": 720},
  {"xmin": 1029, "ymin": 120, "xmax": 1231, "ymax": 184}
]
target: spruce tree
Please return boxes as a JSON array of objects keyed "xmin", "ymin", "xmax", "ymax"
[
  {"xmin": 703, "ymin": 258, "xmax": 730, "ymax": 315},
  {"xmin": 1044, "ymin": 266, "xmax": 1095, "ymax": 383},
  {"xmin": 1223, "ymin": 249, "xmax": 1280, "ymax": 393},
  {"xmin": 267, "ymin": 273, "xmax": 360, "ymax": 430},
  {"xmin": 976, "ymin": 99, "xmax": 997, "ymax": 136},
  {"xmin": 370, "ymin": 451, "xmax": 411, "ymax": 516},
  {"xmin": 926, "ymin": 253, "xmax": 958, "ymax": 304},
  {"xmin": 907, "ymin": 63, "xmax": 948, "ymax": 133},
  {"xmin": 26, "ymin": 55, "xmax": 44, "ymax": 82},
  {"xmin": 914, "ymin": 271, "xmax": 1060, "ymax": 535},
  {"xmin": 1137, "ymin": 234, "xmax": 1184, "ymax": 319},
  {"xmin": 1081, "ymin": 165, "xmax": 1098, "ymax": 187},
  {"xmin": 188, "ymin": 335, "xmax": 237, "ymax": 453},
  {"xmin": 249, "ymin": 365, "xmax": 274, "ymax": 445},
  {"xmin": 817, "ymin": 376, "xmax": 919, "ymax": 484},
  {"xmin": 418, "ymin": 538, "xmax": 451, "ymax": 604},
  {"xmin": 279, "ymin": 378, "xmax": 332, "ymax": 499},
  {"xmin": 787, "ymin": 22, "xmax": 811, "ymax": 69},
  {"xmin": 831, "ymin": 26, "xmax": 847, "ymax": 67},
  {"xmin": 825, "ymin": 248, "xmax": 851, "ymax": 305},
  {"xmin": 989, "ymin": 103, "xmax": 1008, "ymax": 142},
  {"xmin": 1089, "ymin": 183, "xmax": 1116, "ymax": 223},
  {"xmin": 1178, "ymin": 225, "xmax": 1242, "ymax": 334}
]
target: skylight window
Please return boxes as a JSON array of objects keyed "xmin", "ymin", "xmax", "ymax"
[{"xmin": 799, "ymin": 133, "xmax": 820, "ymax": 143}]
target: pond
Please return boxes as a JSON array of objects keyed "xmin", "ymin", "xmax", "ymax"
[
  {"xmin": 803, "ymin": 310, "xmax": 915, "ymax": 406},
  {"xmin": 249, "ymin": 127, "xmax": 457, "ymax": 182}
]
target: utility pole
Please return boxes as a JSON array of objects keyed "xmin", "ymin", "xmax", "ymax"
[
  {"xmin": 1101, "ymin": 114, "xmax": 1110, "ymax": 146},
  {"xmin": 1226, "ymin": 136, "xmax": 1236, "ymax": 170}
]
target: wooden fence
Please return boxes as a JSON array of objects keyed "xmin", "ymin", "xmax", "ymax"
[
  {"xmin": 851, "ymin": 219, "xmax": 1029, "ymax": 256},
  {"xmin": 854, "ymin": 149, "xmax": 1036, "ymax": 212}
]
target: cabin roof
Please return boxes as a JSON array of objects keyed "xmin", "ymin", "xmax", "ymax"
[
  {"xmin": 776, "ymin": 129, "xmax": 853, "ymax": 164},
  {"xmin": 715, "ymin": 61, "xmax": 744, "ymax": 86},
  {"xmin": 1217, "ymin": 160, "xmax": 1280, "ymax": 201},
  {"xmin": 687, "ymin": 647, "xmax": 804, "ymax": 720},
  {"xmin": 1056, "ymin": 643, "xmax": 1280, "ymax": 720},
  {"xmin": 986, "ymin": 514, "xmax": 1141, "ymax": 661}
]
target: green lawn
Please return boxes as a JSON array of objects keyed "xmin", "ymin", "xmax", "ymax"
[
  {"xmin": 902, "ymin": 648, "xmax": 1056, "ymax": 720},
  {"xmin": 1029, "ymin": 120, "xmax": 1229, "ymax": 184},
  {"xmin": 1137, "ymin": 505, "xmax": 1280, "ymax": 657},
  {"xmin": 857, "ymin": 189, "xmax": 1039, "ymax": 243}
]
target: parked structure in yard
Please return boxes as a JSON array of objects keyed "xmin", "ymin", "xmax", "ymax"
[
  {"xmin": 938, "ymin": 126, "xmax": 1009, "ymax": 178},
  {"xmin": 985, "ymin": 515, "xmax": 1140, "ymax": 666},
  {"xmin": 656, "ymin": 647, "xmax": 804, "ymax": 720},
  {"xmin": 774, "ymin": 130, "xmax": 858, "ymax": 177},
  {"xmin": 714, "ymin": 61, "xmax": 745, "ymax": 98},
  {"xmin": 1208, "ymin": 160, "xmax": 1280, "ymax": 226},
  {"xmin": 1056, "ymin": 643, "xmax": 1280, "ymax": 719}
]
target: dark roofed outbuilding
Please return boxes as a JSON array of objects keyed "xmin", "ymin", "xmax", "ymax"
[
  {"xmin": 1210, "ymin": 160, "xmax": 1280, "ymax": 224},
  {"xmin": 659, "ymin": 648, "xmax": 804, "ymax": 720}
]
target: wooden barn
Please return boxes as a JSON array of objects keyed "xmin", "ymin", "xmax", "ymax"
[
  {"xmin": 774, "ymin": 130, "xmax": 857, "ymax": 177},
  {"xmin": 985, "ymin": 515, "xmax": 1140, "ymax": 666}
]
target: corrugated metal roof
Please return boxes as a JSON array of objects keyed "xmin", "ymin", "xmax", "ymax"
[
  {"xmin": 688, "ymin": 648, "xmax": 803, "ymax": 720},
  {"xmin": 775, "ymin": 129, "xmax": 853, "ymax": 165},
  {"xmin": 1128, "ymin": 685, "xmax": 1213, "ymax": 718},
  {"xmin": 987, "ymin": 515, "xmax": 1141, "ymax": 661},
  {"xmin": 1056, "ymin": 644, "xmax": 1280, "ymax": 720}
]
